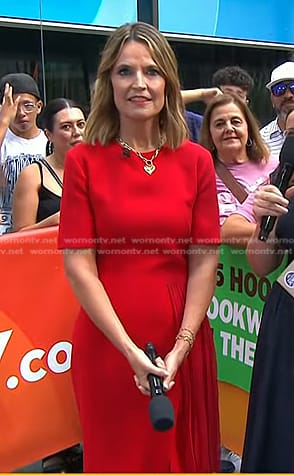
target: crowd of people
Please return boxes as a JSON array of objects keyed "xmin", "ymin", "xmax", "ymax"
[{"xmin": 1, "ymin": 19, "xmax": 294, "ymax": 474}]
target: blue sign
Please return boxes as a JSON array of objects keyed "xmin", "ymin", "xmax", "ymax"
[
  {"xmin": 159, "ymin": 0, "xmax": 294, "ymax": 46},
  {"xmin": 0, "ymin": 0, "xmax": 137, "ymax": 28}
]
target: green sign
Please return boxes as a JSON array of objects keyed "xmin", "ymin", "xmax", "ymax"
[{"xmin": 209, "ymin": 245, "xmax": 286, "ymax": 392}]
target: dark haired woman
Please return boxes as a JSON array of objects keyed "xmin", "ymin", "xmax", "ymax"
[
  {"xmin": 12, "ymin": 98, "xmax": 85, "ymax": 232},
  {"xmin": 200, "ymin": 93, "xmax": 278, "ymax": 246}
]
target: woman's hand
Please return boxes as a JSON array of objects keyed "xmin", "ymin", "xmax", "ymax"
[
  {"xmin": 127, "ymin": 347, "xmax": 170, "ymax": 396},
  {"xmin": 285, "ymin": 185, "xmax": 294, "ymax": 200},
  {"xmin": 200, "ymin": 87, "xmax": 223, "ymax": 104},
  {"xmin": 253, "ymin": 184, "xmax": 290, "ymax": 222},
  {"xmin": 131, "ymin": 342, "xmax": 188, "ymax": 396},
  {"xmin": 50, "ymin": 211, "xmax": 60, "ymax": 226},
  {"xmin": 162, "ymin": 339, "xmax": 190, "ymax": 392}
]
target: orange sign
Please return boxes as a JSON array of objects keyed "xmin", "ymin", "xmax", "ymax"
[{"xmin": 0, "ymin": 227, "xmax": 81, "ymax": 472}]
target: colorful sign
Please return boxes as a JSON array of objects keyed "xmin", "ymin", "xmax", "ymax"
[
  {"xmin": 0, "ymin": 228, "xmax": 81, "ymax": 472},
  {"xmin": 0, "ymin": 230, "xmax": 286, "ymax": 469},
  {"xmin": 209, "ymin": 245, "xmax": 285, "ymax": 392}
]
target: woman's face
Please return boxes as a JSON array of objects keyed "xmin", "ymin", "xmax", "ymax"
[
  {"xmin": 110, "ymin": 40, "xmax": 166, "ymax": 124},
  {"xmin": 209, "ymin": 102, "xmax": 249, "ymax": 160},
  {"xmin": 46, "ymin": 107, "xmax": 85, "ymax": 155}
]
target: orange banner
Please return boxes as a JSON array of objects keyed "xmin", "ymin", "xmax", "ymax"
[{"xmin": 0, "ymin": 227, "xmax": 81, "ymax": 472}]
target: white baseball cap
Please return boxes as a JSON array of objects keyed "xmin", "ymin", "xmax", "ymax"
[{"xmin": 266, "ymin": 61, "xmax": 294, "ymax": 89}]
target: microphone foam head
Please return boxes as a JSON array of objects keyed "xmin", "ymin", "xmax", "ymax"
[{"xmin": 149, "ymin": 395, "xmax": 174, "ymax": 431}]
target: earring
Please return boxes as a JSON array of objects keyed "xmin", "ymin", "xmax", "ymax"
[
  {"xmin": 46, "ymin": 141, "xmax": 54, "ymax": 156},
  {"xmin": 210, "ymin": 142, "xmax": 216, "ymax": 153},
  {"xmin": 246, "ymin": 137, "xmax": 253, "ymax": 147}
]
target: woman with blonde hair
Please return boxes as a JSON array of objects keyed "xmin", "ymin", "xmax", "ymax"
[{"xmin": 59, "ymin": 22, "xmax": 220, "ymax": 472}]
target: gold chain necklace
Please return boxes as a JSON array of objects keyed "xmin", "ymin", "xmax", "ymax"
[{"xmin": 117, "ymin": 138, "xmax": 162, "ymax": 175}]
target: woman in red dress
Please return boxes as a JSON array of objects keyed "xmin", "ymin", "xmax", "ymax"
[{"xmin": 58, "ymin": 22, "xmax": 220, "ymax": 473}]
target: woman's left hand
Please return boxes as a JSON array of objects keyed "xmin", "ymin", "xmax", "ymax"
[{"xmin": 162, "ymin": 343, "xmax": 188, "ymax": 392}]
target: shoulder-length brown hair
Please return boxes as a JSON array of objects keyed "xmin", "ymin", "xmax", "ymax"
[
  {"xmin": 84, "ymin": 22, "xmax": 188, "ymax": 149},
  {"xmin": 200, "ymin": 94, "xmax": 269, "ymax": 163}
]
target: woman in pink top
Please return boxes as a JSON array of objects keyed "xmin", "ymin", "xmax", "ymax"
[{"xmin": 200, "ymin": 94, "xmax": 278, "ymax": 246}]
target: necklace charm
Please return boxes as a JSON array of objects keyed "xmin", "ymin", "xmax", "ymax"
[
  {"xmin": 144, "ymin": 163, "xmax": 156, "ymax": 175},
  {"xmin": 117, "ymin": 138, "xmax": 162, "ymax": 176}
]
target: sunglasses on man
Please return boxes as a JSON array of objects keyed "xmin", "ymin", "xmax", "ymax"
[{"xmin": 271, "ymin": 81, "xmax": 294, "ymax": 97}]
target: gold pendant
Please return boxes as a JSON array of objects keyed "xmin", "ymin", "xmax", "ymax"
[{"xmin": 144, "ymin": 163, "xmax": 156, "ymax": 175}]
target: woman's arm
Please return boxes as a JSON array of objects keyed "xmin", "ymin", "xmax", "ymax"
[
  {"xmin": 221, "ymin": 214, "xmax": 256, "ymax": 247},
  {"xmin": 16, "ymin": 212, "xmax": 60, "ymax": 231},
  {"xmin": 246, "ymin": 225, "xmax": 283, "ymax": 277},
  {"xmin": 63, "ymin": 249, "xmax": 169, "ymax": 394},
  {"xmin": 163, "ymin": 246, "xmax": 219, "ymax": 387},
  {"xmin": 181, "ymin": 87, "xmax": 222, "ymax": 105},
  {"xmin": 181, "ymin": 246, "xmax": 219, "ymax": 333},
  {"xmin": 12, "ymin": 164, "xmax": 40, "ymax": 231},
  {"xmin": 13, "ymin": 164, "xmax": 60, "ymax": 232}
]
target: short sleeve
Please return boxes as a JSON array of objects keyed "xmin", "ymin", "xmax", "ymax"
[
  {"xmin": 191, "ymin": 148, "xmax": 221, "ymax": 245},
  {"xmin": 58, "ymin": 146, "xmax": 96, "ymax": 249}
]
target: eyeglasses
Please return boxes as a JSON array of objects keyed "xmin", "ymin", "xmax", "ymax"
[
  {"xmin": 18, "ymin": 102, "xmax": 37, "ymax": 113},
  {"xmin": 271, "ymin": 81, "xmax": 294, "ymax": 97}
]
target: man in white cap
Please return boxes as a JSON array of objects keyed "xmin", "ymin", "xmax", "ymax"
[{"xmin": 260, "ymin": 61, "xmax": 294, "ymax": 157}]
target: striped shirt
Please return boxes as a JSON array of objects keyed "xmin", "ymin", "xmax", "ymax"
[{"xmin": 260, "ymin": 118, "xmax": 284, "ymax": 159}]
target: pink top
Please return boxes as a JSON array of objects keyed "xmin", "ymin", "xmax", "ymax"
[{"xmin": 216, "ymin": 155, "xmax": 279, "ymax": 225}]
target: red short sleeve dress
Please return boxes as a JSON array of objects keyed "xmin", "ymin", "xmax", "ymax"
[{"xmin": 58, "ymin": 139, "xmax": 221, "ymax": 473}]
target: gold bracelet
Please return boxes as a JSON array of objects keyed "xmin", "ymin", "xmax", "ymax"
[
  {"xmin": 179, "ymin": 327, "xmax": 195, "ymax": 342},
  {"xmin": 176, "ymin": 333, "xmax": 194, "ymax": 350}
]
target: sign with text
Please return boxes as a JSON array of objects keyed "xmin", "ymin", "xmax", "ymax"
[
  {"xmin": 0, "ymin": 230, "xmax": 286, "ymax": 469},
  {"xmin": 0, "ymin": 228, "xmax": 81, "ymax": 472},
  {"xmin": 208, "ymin": 245, "xmax": 286, "ymax": 392}
]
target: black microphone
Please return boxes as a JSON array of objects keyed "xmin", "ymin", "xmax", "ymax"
[
  {"xmin": 258, "ymin": 133, "xmax": 294, "ymax": 242},
  {"xmin": 145, "ymin": 342, "xmax": 174, "ymax": 431},
  {"xmin": 122, "ymin": 147, "xmax": 130, "ymax": 158}
]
